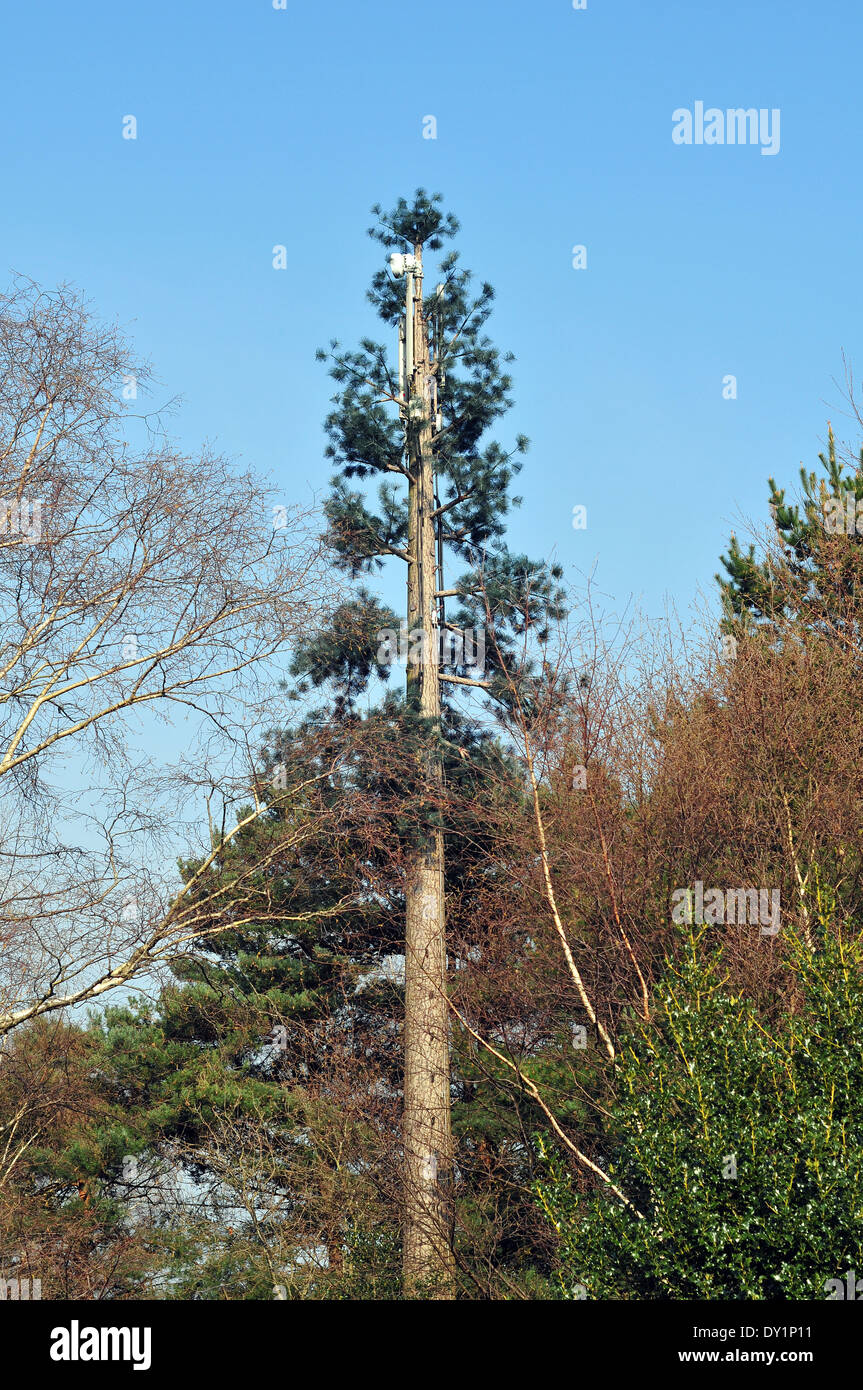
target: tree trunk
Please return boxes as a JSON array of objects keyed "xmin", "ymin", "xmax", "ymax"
[{"xmin": 402, "ymin": 245, "xmax": 456, "ymax": 1297}]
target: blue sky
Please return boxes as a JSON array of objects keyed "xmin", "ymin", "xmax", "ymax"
[{"xmin": 2, "ymin": 0, "xmax": 861, "ymax": 629}]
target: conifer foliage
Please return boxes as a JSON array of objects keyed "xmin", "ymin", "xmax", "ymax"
[{"xmin": 297, "ymin": 190, "xmax": 564, "ymax": 1293}]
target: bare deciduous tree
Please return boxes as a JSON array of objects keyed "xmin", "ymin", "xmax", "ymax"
[{"xmin": 0, "ymin": 280, "xmax": 341, "ymax": 1037}]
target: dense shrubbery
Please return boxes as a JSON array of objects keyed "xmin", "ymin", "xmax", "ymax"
[{"xmin": 537, "ymin": 926, "xmax": 863, "ymax": 1300}]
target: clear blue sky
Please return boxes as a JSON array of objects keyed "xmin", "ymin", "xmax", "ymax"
[{"xmin": 2, "ymin": 0, "xmax": 861, "ymax": 625}]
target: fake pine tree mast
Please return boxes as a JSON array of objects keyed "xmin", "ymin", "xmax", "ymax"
[{"xmin": 309, "ymin": 192, "xmax": 564, "ymax": 1296}]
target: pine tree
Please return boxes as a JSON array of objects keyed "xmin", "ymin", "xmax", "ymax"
[
  {"xmin": 300, "ymin": 190, "xmax": 564, "ymax": 1295},
  {"xmin": 90, "ymin": 724, "xmax": 419, "ymax": 1299},
  {"xmin": 718, "ymin": 424, "xmax": 863, "ymax": 647}
]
